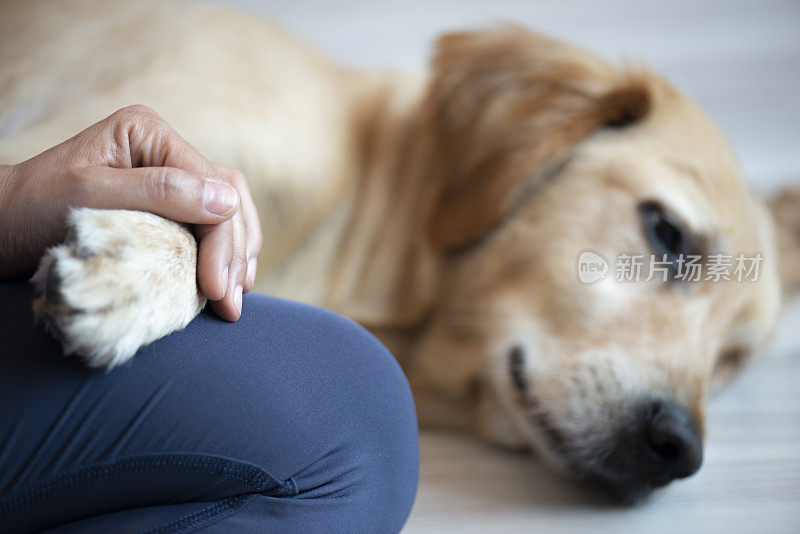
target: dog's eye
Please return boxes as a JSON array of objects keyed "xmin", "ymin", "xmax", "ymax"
[
  {"xmin": 639, "ymin": 201, "xmax": 689, "ymax": 270},
  {"xmin": 716, "ymin": 347, "xmax": 748, "ymax": 370}
]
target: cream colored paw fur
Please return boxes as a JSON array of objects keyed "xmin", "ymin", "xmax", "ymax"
[{"xmin": 31, "ymin": 208, "xmax": 206, "ymax": 368}]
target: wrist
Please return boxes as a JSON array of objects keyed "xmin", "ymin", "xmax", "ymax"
[{"xmin": 0, "ymin": 164, "xmax": 16, "ymax": 195}]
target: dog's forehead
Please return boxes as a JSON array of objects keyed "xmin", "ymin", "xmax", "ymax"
[{"xmin": 582, "ymin": 92, "xmax": 763, "ymax": 242}]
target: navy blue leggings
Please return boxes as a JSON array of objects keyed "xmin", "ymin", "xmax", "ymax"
[{"xmin": 0, "ymin": 281, "xmax": 419, "ymax": 533}]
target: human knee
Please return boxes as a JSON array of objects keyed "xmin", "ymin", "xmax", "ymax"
[{"xmin": 311, "ymin": 316, "xmax": 420, "ymax": 532}]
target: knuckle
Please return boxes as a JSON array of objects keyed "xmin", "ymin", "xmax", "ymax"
[
  {"xmin": 229, "ymin": 169, "xmax": 246, "ymax": 187},
  {"xmin": 109, "ymin": 106, "xmax": 165, "ymax": 160},
  {"xmin": 218, "ymin": 165, "xmax": 246, "ymax": 189},
  {"xmin": 118, "ymin": 104, "xmax": 159, "ymax": 119},
  {"xmin": 231, "ymin": 254, "xmax": 248, "ymax": 279},
  {"xmin": 213, "ymin": 163, "xmax": 234, "ymax": 175},
  {"xmin": 233, "ymin": 253, "xmax": 247, "ymax": 269},
  {"xmin": 234, "ymin": 236, "xmax": 248, "ymax": 260},
  {"xmin": 148, "ymin": 168, "xmax": 185, "ymax": 203},
  {"xmin": 231, "ymin": 236, "xmax": 248, "ymax": 267},
  {"xmin": 111, "ymin": 105, "xmax": 164, "ymax": 136}
]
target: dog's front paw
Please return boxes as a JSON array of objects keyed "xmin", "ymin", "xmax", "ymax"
[{"xmin": 32, "ymin": 208, "xmax": 206, "ymax": 368}]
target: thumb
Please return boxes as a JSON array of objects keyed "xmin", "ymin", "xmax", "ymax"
[{"xmin": 72, "ymin": 166, "xmax": 239, "ymax": 224}]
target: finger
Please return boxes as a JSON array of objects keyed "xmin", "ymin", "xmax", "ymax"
[
  {"xmin": 71, "ymin": 166, "xmax": 239, "ymax": 223},
  {"xmin": 196, "ymin": 220, "xmax": 234, "ymax": 302},
  {"xmin": 205, "ymin": 213, "xmax": 247, "ymax": 321},
  {"xmin": 236, "ymin": 178, "xmax": 262, "ymax": 288},
  {"xmin": 209, "ymin": 287, "xmax": 243, "ymax": 322},
  {"xmin": 215, "ymin": 166, "xmax": 262, "ymax": 291},
  {"xmin": 228, "ymin": 212, "xmax": 248, "ymax": 315}
]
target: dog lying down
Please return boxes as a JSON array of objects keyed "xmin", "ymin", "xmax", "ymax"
[{"xmin": 2, "ymin": 0, "xmax": 799, "ymax": 503}]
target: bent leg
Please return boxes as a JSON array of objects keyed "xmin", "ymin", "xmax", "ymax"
[{"xmin": 0, "ymin": 281, "xmax": 418, "ymax": 533}]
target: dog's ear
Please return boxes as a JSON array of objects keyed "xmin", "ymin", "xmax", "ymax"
[
  {"xmin": 769, "ymin": 189, "xmax": 800, "ymax": 295},
  {"xmin": 425, "ymin": 27, "xmax": 652, "ymax": 250}
]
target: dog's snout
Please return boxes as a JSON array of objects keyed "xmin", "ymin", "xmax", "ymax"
[
  {"xmin": 643, "ymin": 401, "xmax": 703, "ymax": 479},
  {"xmin": 595, "ymin": 400, "xmax": 704, "ymax": 502}
]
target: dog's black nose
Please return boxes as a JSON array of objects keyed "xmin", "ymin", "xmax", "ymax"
[{"xmin": 643, "ymin": 401, "xmax": 703, "ymax": 479}]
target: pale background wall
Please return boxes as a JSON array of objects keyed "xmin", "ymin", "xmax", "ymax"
[
  {"xmin": 212, "ymin": 1, "xmax": 800, "ymax": 531},
  {"xmin": 220, "ymin": 0, "xmax": 799, "ymax": 193}
]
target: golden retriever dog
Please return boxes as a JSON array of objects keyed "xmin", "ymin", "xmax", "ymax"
[{"xmin": 1, "ymin": 0, "xmax": 798, "ymax": 502}]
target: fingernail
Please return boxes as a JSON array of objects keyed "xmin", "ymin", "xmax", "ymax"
[
  {"xmin": 203, "ymin": 181, "xmax": 237, "ymax": 215},
  {"xmin": 247, "ymin": 258, "xmax": 257, "ymax": 286},
  {"xmin": 234, "ymin": 285, "xmax": 243, "ymax": 316},
  {"xmin": 220, "ymin": 267, "xmax": 229, "ymax": 298}
]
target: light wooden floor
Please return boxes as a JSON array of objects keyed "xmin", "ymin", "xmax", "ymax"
[
  {"xmin": 218, "ymin": 1, "xmax": 800, "ymax": 531},
  {"xmin": 406, "ymin": 297, "xmax": 800, "ymax": 533}
]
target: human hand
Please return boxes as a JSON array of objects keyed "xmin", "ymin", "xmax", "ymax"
[{"xmin": 0, "ymin": 105, "xmax": 262, "ymax": 321}]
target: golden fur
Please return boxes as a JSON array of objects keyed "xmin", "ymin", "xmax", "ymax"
[{"xmin": 1, "ymin": 0, "xmax": 798, "ymax": 500}]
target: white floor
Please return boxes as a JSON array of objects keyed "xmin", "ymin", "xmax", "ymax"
[{"xmin": 216, "ymin": 1, "xmax": 800, "ymax": 531}]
